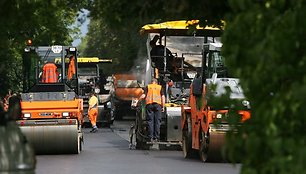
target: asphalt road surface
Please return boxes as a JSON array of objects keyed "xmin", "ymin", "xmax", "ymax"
[{"xmin": 35, "ymin": 120, "xmax": 241, "ymax": 174}]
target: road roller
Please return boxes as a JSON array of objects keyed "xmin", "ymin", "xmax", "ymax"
[
  {"xmin": 129, "ymin": 20, "xmax": 222, "ymax": 150},
  {"xmin": 16, "ymin": 44, "xmax": 84, "ymax": 154},
  {"xmin": 181, "ymin": 42, "xmax": 251, "ymax": 162}
]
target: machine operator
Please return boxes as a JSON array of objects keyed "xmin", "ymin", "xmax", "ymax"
[{"xmin": 42, "ymin": 62, "xmax": 58, "ymax": 83}]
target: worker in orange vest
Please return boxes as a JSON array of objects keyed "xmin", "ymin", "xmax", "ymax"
[
  {"xmin": 139, "ymin": 78, "xmax": 165, "ymax": 141},
  {"xmin": 88, "ymin": 92, "xmax": 99, "ymax": 133},
  {"xmin": 68, "ymin": 55, "xmax": 76, "ymax": 80},
  {"xmin": 42, "ymin": 63, "xmax": 58, "ymax": 83}
]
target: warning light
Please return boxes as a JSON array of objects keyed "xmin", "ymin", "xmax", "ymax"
[{"xmin": 26, "ymin": 39, "xmax": 32, "ymax": 46}]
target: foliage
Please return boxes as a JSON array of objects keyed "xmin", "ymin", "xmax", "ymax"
[
  {"xmin": 0, "ymin": 0, "xmax": 87, "ymax": 96},
  {"xmin": 80, "ymin": 17, "xmax": 145, "ymax": 74},
  {"xmin": 222, "ymin": 0, "xmax": 306, "ymax": 173},
  {"xmin": 83, "ymin": 0, "xmax": 228, "ymax": 74}
]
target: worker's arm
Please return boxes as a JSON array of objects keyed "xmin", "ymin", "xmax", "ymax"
[
  {"xmin": 138, "ymin": 87, "xmax": 147, "ymax": 101},
  {"xmin": 88, "ymin": 96, "xmax": 96, "ymax": 111},
  {"xmin": 139, "ymin": 93, "xmax": 146, "ymax": 100},
  {"xmin": 88, "ymin": 97, "xmax": 92, "ymax": 112}
]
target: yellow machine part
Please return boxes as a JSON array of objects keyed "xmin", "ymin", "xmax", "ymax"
[{"xmin": 16, "ymin": 119, "xmax": 81, "ymax": 154}]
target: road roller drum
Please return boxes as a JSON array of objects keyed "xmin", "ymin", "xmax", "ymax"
[
  {"xmin": 204, "ymin": 129, "xmax": 227, "ymax": 162},
  {"xmin": 17, "ymin": 119, "xmax": 82, "ymax": 154}
]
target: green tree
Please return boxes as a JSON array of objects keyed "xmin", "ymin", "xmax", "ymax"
[
  {"xmin": 80, "ymin": 17, "xmax": 145, "ymax": 74},
  {"xmin": 223, "ymin": 1, "xmax": 306, "ymax": 173},
  {"xmin": 0, "ymin": 0, "xmax": 87, "ymax": 96}
]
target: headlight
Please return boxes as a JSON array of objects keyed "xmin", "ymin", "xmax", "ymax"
[
  {"xmin": 23, "ymin": 113, "xmax": 31, "ymax": 118},
  {"xmin": 95, "ymin": 88, "xmax": 100, "ymax": 94},
  {"xmin": 16, "ymin": 163, "xmax": 33, "ymax": 170},
  {"xmin": 216, "ymin": 113, "xmax": 222, "ymax": 119},
  {"xmin": 242, "ymin": 100, "xmax": 251, "ymax": 109},
  {"xmin": 69, "ymin": 47, "xmax": 76, "ymax": 52},
  {"xmin": 62, "ymin": 112, "xmax": 69, "ymax": 117}
]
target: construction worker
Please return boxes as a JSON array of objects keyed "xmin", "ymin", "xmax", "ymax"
[
  {"xmin": 68, "ymin": 55, "xmax": 76, "ymax": 80},
  {"xmin": 88, "ymin": 91, "xmax": 99, "ymax": 133},
  {"xmin": 42, "ymin": 63, "xmax": 58, "ymax": 83},
  {"xmin": 150, "ymin": 35, "xmax": 174, "ymax": 72},
  {"xmin": 139, "ymin": 78, "xmax": 165, "ymax": 141}
]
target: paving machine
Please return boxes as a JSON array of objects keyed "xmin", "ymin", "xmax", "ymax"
[
  {"xmin": 16, "ymin": 44, "xmax": 84, "ymax": 154},
  {"xmin": 77, "ymin": 57, "xmax": 113, "ymax": 126},
  {"xmin": 130, "ymin": 20, "xmax": 221, "ymax": 149},
  {"xmin": 110, "ymin": 73, "xmax": 144, "ymax": 120},
  {"xmin": 181, "ymin": 42, "xmax": 251, "ymax": 162}
]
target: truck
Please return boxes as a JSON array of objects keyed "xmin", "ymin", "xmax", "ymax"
[
  {"xmin": 110, "ymin": 73, "xmax": 144, "ymax": 120},
  {"xmin": 181, "ymin": 42, "xmax": 251, "ymax": 162},
  {"xmin": 129, "ymin": 20, "xmax": 220, "ymax": 149},
  {"xmin": 16, "ymin": 44, "xmax": 84, "ymax": 154},
  {"xmin": 77, "ymin": 57, "xmax": 113, "ymax": 126}
]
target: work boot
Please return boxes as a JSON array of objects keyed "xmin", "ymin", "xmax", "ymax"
[
  {"xmin": 149, "ymin": 138, "xmax": 154, "ymax": 143},
  {"xmin": 90, "ymin": 126, "xmax": 98, "ymax": 133},
  {"xmin": 153, "ymin": 137, "xmax": 159, "ymax": 142},
  {"xmin": 92, "ymin": 128, "xmax": 98, "ymax": 133}
]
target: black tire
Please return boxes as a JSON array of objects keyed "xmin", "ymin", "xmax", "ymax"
[
  {"xmin": 135, "ymin": 136, "xmax": 149, "ymax": 150},
  {"xmin": 110, "ymin": 97, "xmax": 122, "ymax": 120},
  {"xmin": 182, "ymin": 113, "xmax": 197, "ymax": 158},
  {"xmin": 135, "ymin": 121, "xmax": 149, "ymax": 150},
  {"xmin": 199, "ymin": 130, "xmax": 209, "ymax": 162}
]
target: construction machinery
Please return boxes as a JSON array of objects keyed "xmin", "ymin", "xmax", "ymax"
[
  {"xmin": 16, "ymin": 44, "xmax": 84, "ymax": 154},
  {"xmin": 130, "ymin": 20, "xmax": 221, "ymax": 149},
  {"xmin": 181, "ymin": 42, "xmax": 251, "ymax": 162},
  {"xmin": 110, "ymin": 73, "xmax": 144, "ymax": 120},
  {"xmin": 77, "ymin": 57, "xmax": 113, "ymax": 126}
]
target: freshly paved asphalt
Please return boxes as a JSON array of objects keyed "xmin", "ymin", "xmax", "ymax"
[{"xmin": 35, "ymin": 121, "xmax": 241, "ymax": 174}]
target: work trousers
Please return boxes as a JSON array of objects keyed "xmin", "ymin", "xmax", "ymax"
[
  {"xmin": 88, "ymin": 108, "xmax": 98, "ymax": 127},
  {"xmin": 146, "ymin": 103, "xmax": 162, "ymax": 139}
]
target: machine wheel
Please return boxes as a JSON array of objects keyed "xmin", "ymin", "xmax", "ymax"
[
  {"xmin": 135, "ymin": 122, "xmax": 149, "ymax": 150},
  {"xmin": 73, "ymin": 135, "xmax": 82, "ymax": 154},
  {"xmin": 135, "ymin": 137, "xmax": 149, "ymax": 150},
  {"xmin": 111, "ymin": 97, "xmax": 122, "ymax": 120},
  {"xmin": 199, "ymin": 130, "xmax": 209, "ymax": 162},
  {"xmin": 182, "ymin": 113, "xmax": 197, "ymax": 158}
]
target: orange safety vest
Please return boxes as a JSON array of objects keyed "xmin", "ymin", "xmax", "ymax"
[
  {"xmin": 146, "ymin": 83, "xmax": 162, "ymax": 105},
  {"xmin": 68, "ymin": 57, "xmax": 76, "ymax": 80},
  {"xmin": 42, "ymin": 63, "xmax": 58, "ymax": 83}
]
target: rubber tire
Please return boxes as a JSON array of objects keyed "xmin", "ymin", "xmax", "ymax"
[
  {"xmin": 111, "ymin": 98, "xmax": 122, "ymax": 120},
  {"xmin": 135, "ymin": 137, "xmax": 149, "ymax": 150},
  {"xmin": 199, "ymin": 130, "xmax": 209, "ymax": 162},
  {"xmin": 182, "ymin": 113, "xmax": 197, "ymax": 158},
  {"xmin": 135, "ymin": 122, "xmax": 149, "ymax": 150}
]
